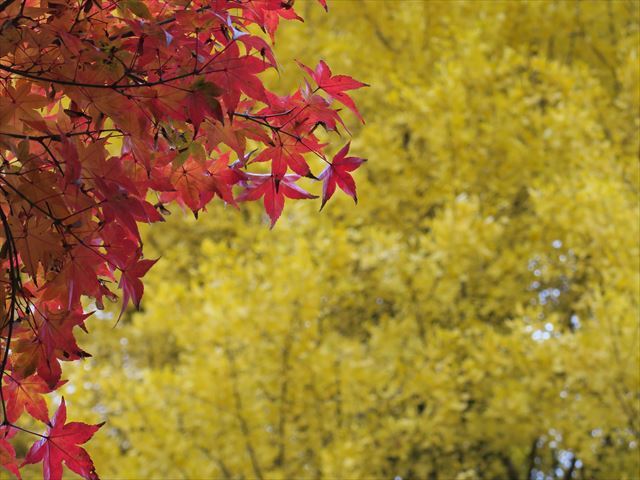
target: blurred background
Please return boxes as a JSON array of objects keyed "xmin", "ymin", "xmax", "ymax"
[{"xmin": 27, "ymin": 1, "xmax": 639, "ymax": 479}]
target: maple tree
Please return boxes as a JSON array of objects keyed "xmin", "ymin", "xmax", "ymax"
[{"xmin": 0, "ymin": 0, "xmax": 365, "ymax": 478}]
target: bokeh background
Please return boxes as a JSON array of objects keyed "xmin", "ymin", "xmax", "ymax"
[{"xmin": 20, "ymin": 1, "xmax": 639, "ymax": 479}]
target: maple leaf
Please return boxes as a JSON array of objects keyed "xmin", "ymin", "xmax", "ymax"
[
  {"xmin": 318, "ymin": 142, "xmax": 366, "ymax": 210},
  {"xmin": 11, "ymin": 306, "xmax": 92, "ymax": 388},
  {"xmin": 7, "ymin": 215, "xmax": 64, "ymax": 281},
  {"xmin": 253, "ymin": 141, "xmax": 312, "ymax": 177},
  {"xmin": 0, "ymin": 81, "xmax": 49, "ymax": 132},
  {"xmin": 297, "ymin": 60, "xmax": 368, "ymax": 122},
  {"xmin": 245, "ymin": 0, "xmax": 304, "ymax": 43},
  {"xmin": 2, "ymin": 373, "xmax": 63, "ymax": 423},
  {"xmin": 93, "ymin": 171, "xmax": 164, "ymax": 241},
  {"xmin": 238, "ymin": 35, "xmax": 277, "ymax": 68},
  {"xmin": 41, "ymin": 244, "xmax": 107, "ymax": 310},
  {"xmin": 168, "ymin": 158, "xmax": 214, "ymax": 213},
  {"xmin": 58, "ymin": 136, "xmax": 81, "ymax": 187},
  {"xmin": 187, "ymin": 79, "xmax": 224, "ymax": 134},
  {"xmin": 299, "ymin": 90, "xmax": 346, "ymax": 133},
  {"xmin": 0, "ymin": 426, "xmax": 20, "ymax": 480},
  {"xmin": 208, "ymin": 152, "xmax": 245, "ymax": 206},
  {"xmin": 23, "ymin": 398, "xmax": 104, "ymax": 480},
  {"xmin": 118, "ymin": 258, "xmax": 158, "ymax": 318},
  {"xmin": 238, "ymin": 174, "xmax": 317, "ymax": 227},
  {"xmin": 209, "ymin": 44, "xmax": 269, "ymax": 113}
]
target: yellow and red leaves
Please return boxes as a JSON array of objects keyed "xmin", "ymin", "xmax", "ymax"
[
  {"xmin": 318, "ymin": 142, "xmax": 366, "ymax": 210},
  {"xmin": 23, "ymin": 398, "xmax": 103, "ymax": 480},
  {"xmin": 119, "ymin": 0, "xmax": 153, "ymax": 20},
  {"xmin": 297, "ymin": 60, "xmax": 368, "ymax": 122}
]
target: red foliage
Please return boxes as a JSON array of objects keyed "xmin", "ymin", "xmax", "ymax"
[
  {"xmin": 0, "ymin": 1, "xmax": 365, "ymax": 478},
  {"xmin": 319, "ymin": 142, "xmax": 366, "ymax": 210},
  {"xmin": 23, "ymin": 398, "xmax": 103, "ymax": 480}
]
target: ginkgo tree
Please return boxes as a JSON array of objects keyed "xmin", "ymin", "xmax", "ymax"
[{"xmin": 0, "ymin": 0, "xmax": 365, "ymax": 478}]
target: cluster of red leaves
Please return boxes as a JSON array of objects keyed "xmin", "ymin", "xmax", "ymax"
[{"xmin": 0, "ymin": 0, "xmax": 365, "ymax": 478}]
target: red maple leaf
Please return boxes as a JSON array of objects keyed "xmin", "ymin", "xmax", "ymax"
[
  {"xmin": 238, "ymin": 174, "xmax": 317, "ymax": 227},
  {"xmin": 0, "ymin": 426, "xmax": 20, "ymax": 480},
  {"xmin": 11, "ymin": 306, "xmax": 91, "ymax": 388},
  {"xmin": 23, "ymin": 398, "xmax": 104, "ymax": 480},
  {"xmin": 186, "ymin": 79, "xmax": 224, "ymax": 133},
  {"xmin": 253, "ymin": 140, "xmax": 314, "ymax": 177},
  {"xmin": 297, "ymin": 60, "xmax": 368, "ymax": 122},
  {"xmin": 318, "ymin": 142, "xmax": 366, "ymax": 210},
  {"xmin": 118, "ymin": 258, "xmax": 158, "ymax": 318},
  {"xmin": 168, "ymin": 158, "xmax": 216, "ymax": 213},
  {"xmin": 208, "ymin": 152, "xmax": 245, "ymax": 206},
  {"xmin": 2, "ymin": 373, "xmax": 63, "ymax": 423}
]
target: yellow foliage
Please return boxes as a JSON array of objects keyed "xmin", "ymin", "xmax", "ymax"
[{"xmin": 58, "ymin": 1, "xmax": 639, "ymax": 479}]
